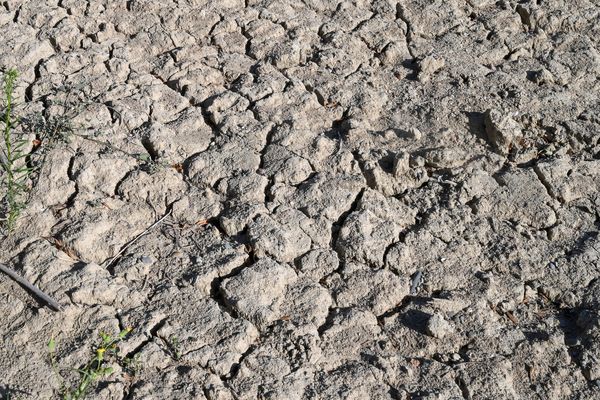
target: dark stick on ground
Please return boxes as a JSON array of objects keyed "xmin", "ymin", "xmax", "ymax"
[{"xmin": 0, "ymin": 262, "xmax": 62, "ymax": 311}]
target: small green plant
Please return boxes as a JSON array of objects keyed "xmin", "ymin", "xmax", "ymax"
[
  {"xmin": 48, "ymin": 328, "xmax": 132, "ymax": 400},
  {"xmin": 0, "ymin": 69, "xmax": 167, "ymax": 234},
  {"xmin": 23, "ymin": 92, "xmax": 168, "ymax": 176},
  {"xmin": 0, "ymin": 69, "xmax": 35, "ymax": 232},
  {"xmin": 166, "ymin": 335, "xmax": 182, "ymax": 361},
  {"xmin": 22, "ymin": 97, "xmax": 158, "ymax": 168}
]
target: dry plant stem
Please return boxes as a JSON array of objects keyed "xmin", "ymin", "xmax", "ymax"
[
  {"xmin": 1, "ymin": 69, "xmax": 22, "ymax": 231},
  {"xmin": 0, "ymin": 262, "xmax": 62, "ymax": 311},
  {"xmin": 105, "ymin": 206, "xmax": 173, "ymax": 269},
  {"xmin": 71, "ymin": 132, "xmax": 139, "ymax": 159}
]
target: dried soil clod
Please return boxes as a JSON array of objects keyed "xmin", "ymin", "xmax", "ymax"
[{"xmin": 484, "ymin": 108, "xmax": 523, "ymax": 155}]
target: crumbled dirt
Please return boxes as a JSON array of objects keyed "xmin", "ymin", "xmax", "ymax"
[{"xmin": 1, "ymin": 1, "xmax": 600, "ymax": 399}]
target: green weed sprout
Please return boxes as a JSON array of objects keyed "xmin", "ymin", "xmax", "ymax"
[
  {"xmin": 1, "ymin": 69, "xmax": 34, "ymax": 232},
  {"xmin": 48, "ymin": 328, "xmax": 132, "ymax": 400},
  {"xmin": 167, "ymin": 335, "xmax": 182, "ymax": 361}
]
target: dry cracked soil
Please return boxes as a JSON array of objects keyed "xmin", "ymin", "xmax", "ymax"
[{"xmin": 1, "ymin": 0, "xmax": 600, "ymax": 399}]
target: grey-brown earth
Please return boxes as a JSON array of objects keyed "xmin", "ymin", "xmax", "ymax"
[{"xmin": 1, "ymin": 0, "xmax": 600, "ymax": 399}]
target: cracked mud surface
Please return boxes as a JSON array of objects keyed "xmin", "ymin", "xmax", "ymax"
[{"xmin": 1, "ymin": 0, "xmax": 600, "ymax": 399}]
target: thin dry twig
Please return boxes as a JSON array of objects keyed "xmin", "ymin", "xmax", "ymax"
[
  {"xmin": 0, "ymin": 262, "xmax": 62, "ymax": 311},
  {"xmin": 105, "ymin": 206, "xmax": 173, "ymax": 269}
]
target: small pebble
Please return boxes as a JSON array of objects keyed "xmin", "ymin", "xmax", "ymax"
[
  {"xmin": 408, "ymin": 127, "xmax": 422, "ymax": 140},
  {"xmin": 410, "ymin": 270, "xmax": 423, "ymax": 295},
  {"xmin": 426, "ymin": 313, "xmax": 453, "ymax": 339},
  {"xmin": 140, "ymin": 255, "xmax": 153, "ymax": 264},
  {"xmin": 384, "ymin": 129, "xmax": 397, "ymax": 140}
]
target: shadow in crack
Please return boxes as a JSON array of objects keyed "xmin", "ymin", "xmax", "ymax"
[
  {"xmin": 522, "ymin": 330, "xmax": 551, "ymax": 343},
  {"xmin": 401, "ymin": 59, "xmax": 419, "ymax": 81},
  {"xmin": 555, "ymin": 308, "xmax": 585, "ymax": 362},
  {"xmin": 465, "ymin": 111, "xmax": 487, "ymax": 142},
  {"xmin": 399, "ymin": 308, "xmax": 430, "ymax": 334},
  {"xmin": 0, "ymin": 385, "xmax": 31, "ymax": 398},
  {"xmin": 323, "ymin": 113, "xmax": 351, "ymax": 143},
  {"xmin": 565, "ymin": 231, "xmax": 599, "ymax": 259}
]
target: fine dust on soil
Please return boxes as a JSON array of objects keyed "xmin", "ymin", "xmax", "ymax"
[{"xmin": 1, "ymin": 1, "xmax": 600, "ymax": 399}]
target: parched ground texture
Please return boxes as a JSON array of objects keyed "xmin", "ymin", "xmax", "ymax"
[{"xmin": 1, "ymin": 0, "xmax": 600, "ymax": 399}]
